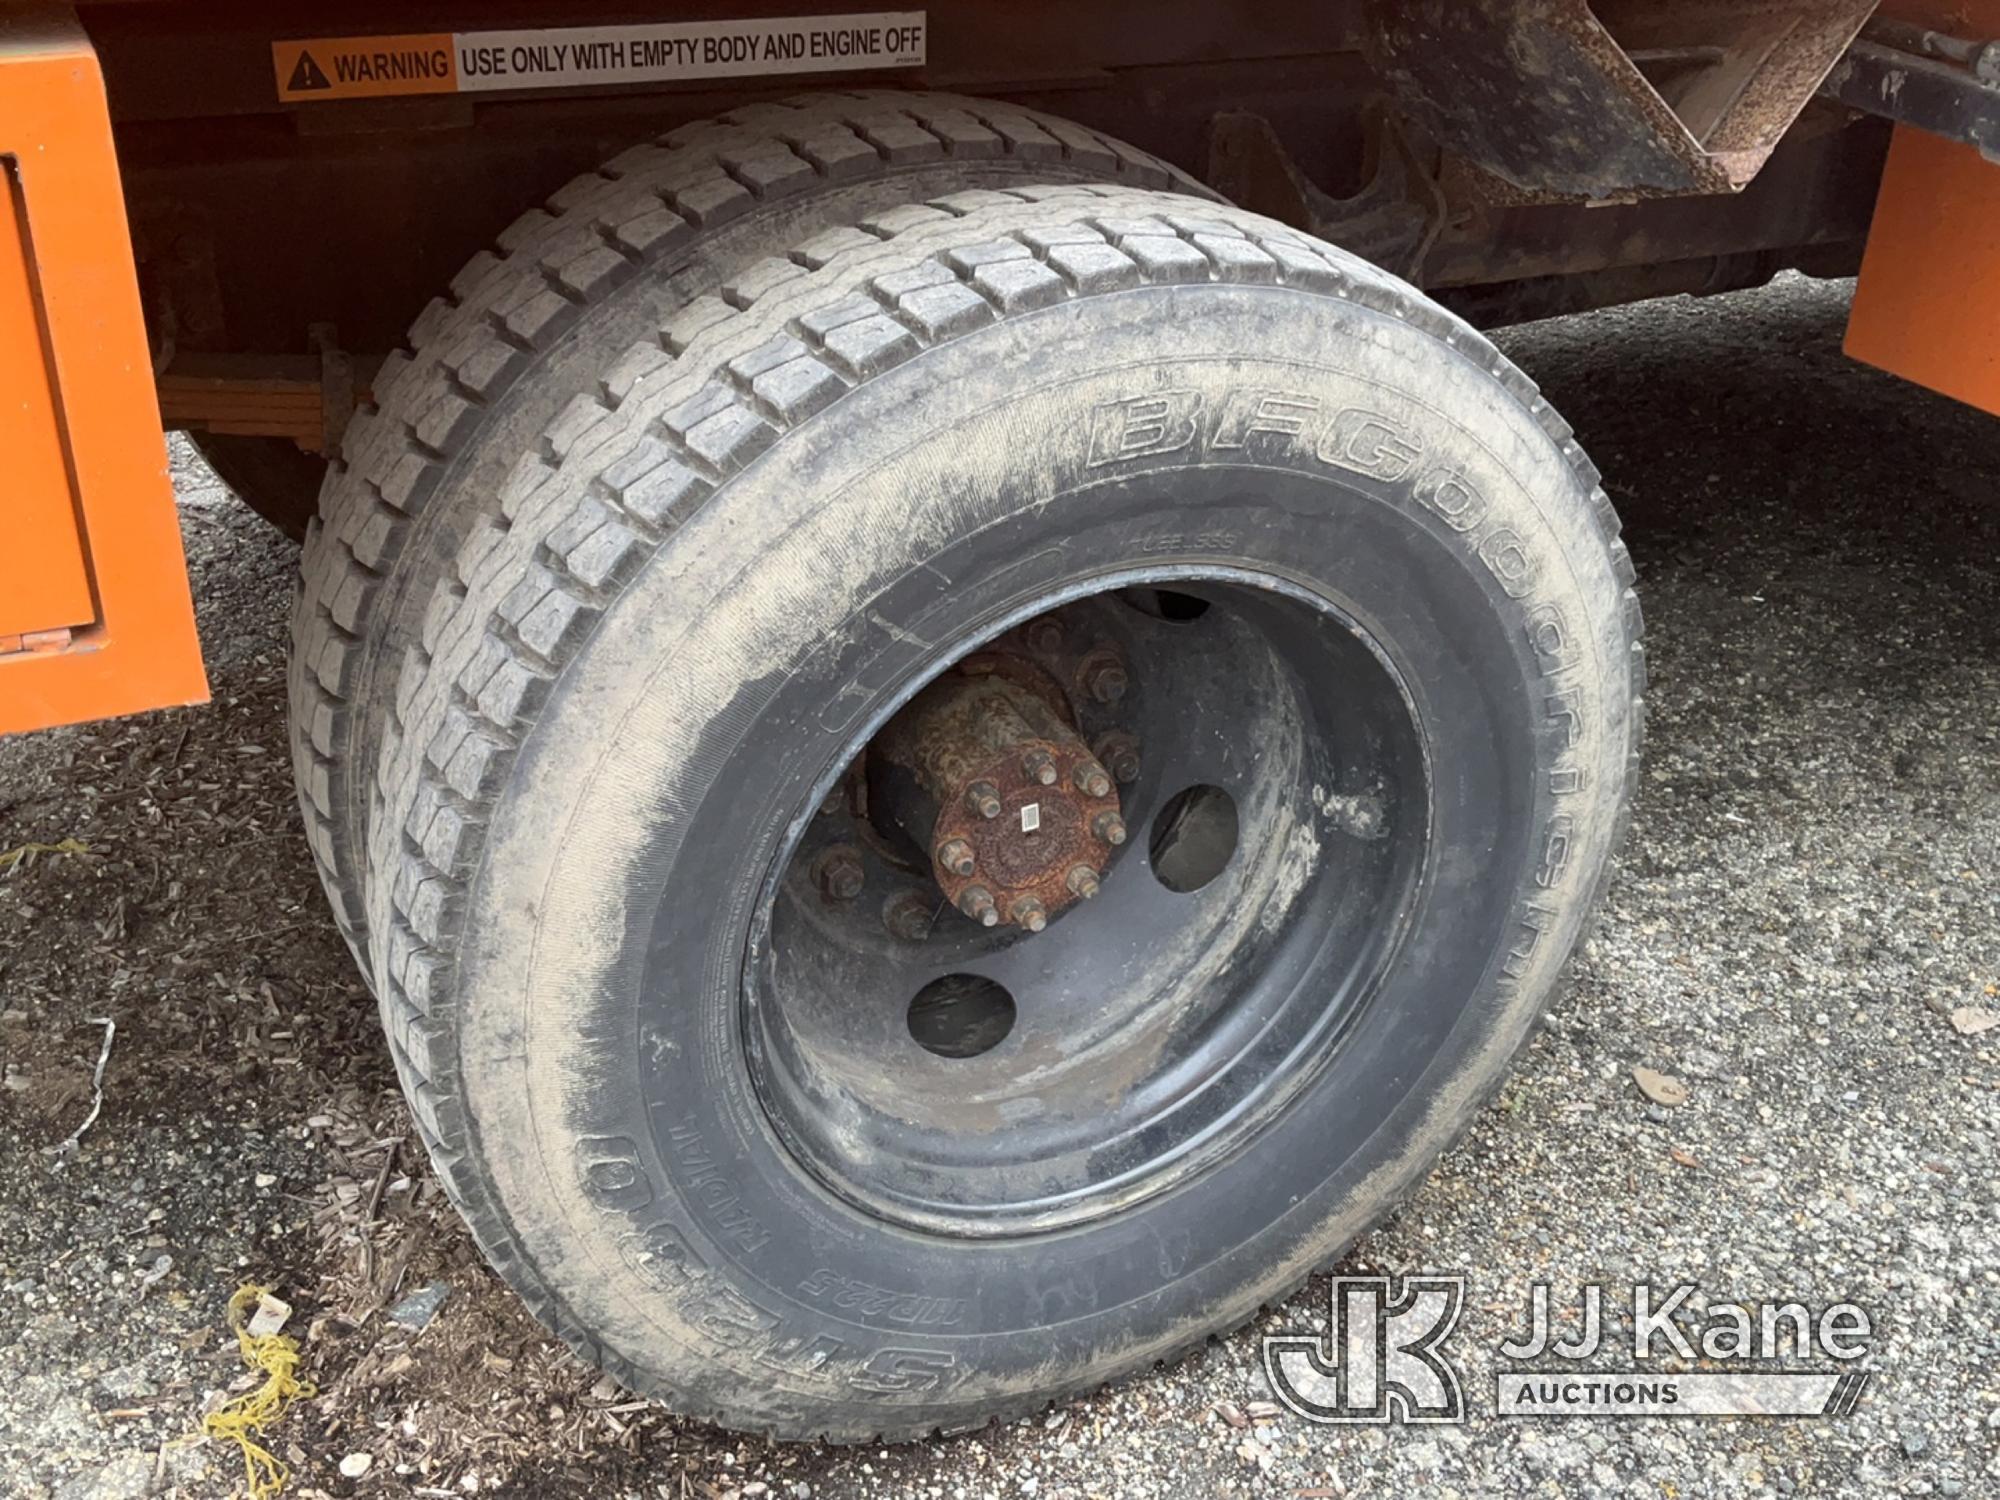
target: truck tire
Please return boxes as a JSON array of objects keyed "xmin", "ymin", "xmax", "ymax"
[
  {"xmin": 366, "ymin": 184, "xmax": 1643, "ymax": 1440},
  {"xmin": 291, "ymin": 91, "xmax": 1200, "ymax": 967},
  {"xmin": 190, "ymin": 433, "xmax": 323, "ymax": 541}
]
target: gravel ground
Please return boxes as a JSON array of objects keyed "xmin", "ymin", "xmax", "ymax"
[{"xmin": 2, "ymin": 272, "xmax": 1997, "ymax": 1500}]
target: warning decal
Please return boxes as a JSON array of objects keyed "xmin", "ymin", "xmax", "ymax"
[
  {"xmin": 285, "ymin": 51, "xmax": 331, "ymax": 94},
  {"xmin": 273, "ymin": 13, "xmax": 925, "ymax": 103},
  {"xmin": 272, "ymin": 35, "xmax": 457, "ymax": 101}
]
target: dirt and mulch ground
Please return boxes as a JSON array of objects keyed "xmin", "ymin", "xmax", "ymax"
[{"xmin": 2, "ymin": 274, "xmax": 1998, "ymax": 1499}]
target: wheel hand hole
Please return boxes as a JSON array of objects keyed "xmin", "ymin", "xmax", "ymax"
[
  {"xmin": 1119, "ymin": 586, "xmax": 1211, "ymax": 622},
  {"xmin": 1149, "ymin": 784, "xmax": 1238, "ymax": 893},
  {"xmin": 907, "ymin": 974, "xmax": 1016, "ymax": 1059}
]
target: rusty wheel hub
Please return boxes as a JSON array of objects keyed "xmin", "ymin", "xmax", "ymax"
[
  {"xmin": 752, "ymin": 576, "xmax": 1432, "ymax": 1236},
  {"xmin": 871, "ymin": 619, "xmax": 1129, "ymax": 933}
]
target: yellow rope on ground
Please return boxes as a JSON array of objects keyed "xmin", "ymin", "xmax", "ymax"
[
  {"xmin": 0, "ymin": 837, "xmax": 87, "ymax": 871},
  {"xmin": 199, "ymin": 1284, "xmax": 315, "ymax": 1499}
]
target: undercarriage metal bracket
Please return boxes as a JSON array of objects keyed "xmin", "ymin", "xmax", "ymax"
[
  {"xmin": 1820, "ymin": 26, "xmax": 2000, "ymax": 159},
  {"xmin": 1364, "ymin": 0, "xmax": 1878, "ymax": 201},
  {"xmin": 1206, "ymin": 106, "xmax": 1443, "ymax": 278}
]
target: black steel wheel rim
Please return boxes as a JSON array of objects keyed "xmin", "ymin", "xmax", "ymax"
[{"xmin": 741, "ymin": 566, "xmax": 1432, "ymax": 1238}]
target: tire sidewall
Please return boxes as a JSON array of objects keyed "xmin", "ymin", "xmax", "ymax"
[{"xmin": 448, "ymin": 283, "xmax": 1634, "ymax": 1430}]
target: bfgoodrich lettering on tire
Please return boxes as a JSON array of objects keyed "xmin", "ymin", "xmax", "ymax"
[{"xmin": 367, "ymin": 185, "xmax": 1644, "ymax": 1440}]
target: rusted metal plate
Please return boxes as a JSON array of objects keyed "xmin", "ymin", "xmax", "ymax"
[
  {"xmin": 1876, "ymin": 0, "xmax": 2000, "ymax": 33},
  {"xmin": 1365, "ymin": 0, "xmax": 1877, "ymax": 200}
]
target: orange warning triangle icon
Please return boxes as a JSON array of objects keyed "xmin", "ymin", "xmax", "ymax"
[{"xmin": 287, "ymin": 50, "xmax": 332, "ymax": 92}]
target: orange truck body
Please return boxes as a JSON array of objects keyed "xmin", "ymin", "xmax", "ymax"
[
  {"xmin": 2, "ymin": 0, "xmax": 1998, "ymax": 737},
  {"xmin": 1845, "ymin": 0, "xmax": 2000, "ymax": 405},
  {"xmin": 0, "ymin": 11, "xmax": 204, "ymax": 736}
]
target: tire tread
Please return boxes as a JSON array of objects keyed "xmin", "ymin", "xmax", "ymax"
[
  {"xmin": 365, "ymin": 185, "xmax": 1647, "ymax": 1441},
  {"xmin": 291, "ymin": 92, "xmax": 1199, "ymax": 969}
]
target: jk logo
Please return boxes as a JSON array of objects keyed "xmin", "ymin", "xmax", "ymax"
[{"xmin": 1262, "ymin": 1275, "xmax": 1467, "ymax": 1424}]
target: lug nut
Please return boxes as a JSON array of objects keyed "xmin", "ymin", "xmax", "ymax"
[
  {"xmin": 1093, "ymin": 810, "xmax": 1128, "ymax": 846},
  {"xmin": 958, "ymin": 886, "xmax": 1000, "ymax": 927},
  {"xmin": 936, "ymin": 838, "xmax": 976, "ymax": 878},
  {"xmin": 813, "ymin": 846, "xmax": 865, "ymax": 902},
  {"xmin": 883, "ymin": 891, "xmax": 934, "ymax": 942},
  {"xmin": 1010, "ymin": 897, "xmax": 1048, "ymax": 933},
  {"xmin": 1081, "ymin": 654, "xmax": 1128, "ymax": 705},
  {"xmin": 1073, "ymin": 763, "xmax": 1112, "ymax": 799},
  {"xmin": 966, "ymin": 781, "xmax": 1003, "ymax": 819},
  {"xmin": 1025, "ymin": 616, "xmax": 1065, "ymax": 654},
  {"xmin": 1066, "ymin": 864, "xmax": 1101, "ymax": 900},
  {"xmin": 1095, "ymin": 732, "xmax": 1141, "ymax": 785},
  {"xmin": 1022, "ymin": 748, "xmax": 1058, "ymax": 786}
]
